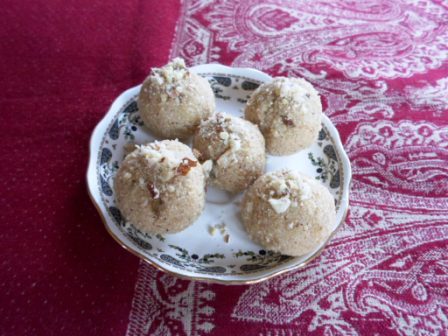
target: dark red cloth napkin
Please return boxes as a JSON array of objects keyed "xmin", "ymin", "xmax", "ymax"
[
  {"xmin": 1, "ymin": 0, "xmax": 179, "ymax": 334},
  {"xmin": 1, "ymin": 0, "xmax": 448, "ymax": 335}
]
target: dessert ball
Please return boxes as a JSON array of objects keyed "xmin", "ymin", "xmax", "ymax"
[
  {"xmin": 245, "ymin": 77, "xmax": 322, "ymax": 155},
  {"xmin": 138, "ymin": 58, "xmax": 215, "ymax": 139},
  {"xmin": 241, "ymin": 170, "xmax": 336, "ymax": 256},
  {"xmin": 193, "ymin": 113, "xmax": 266, "ymax": 193},
  {"xmin": 114, "ymin": 140, "xmax": 205, "ymax": 234}
]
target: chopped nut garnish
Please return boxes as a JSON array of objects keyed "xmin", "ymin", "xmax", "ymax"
[
  {"xmin": 268, "ymin": 196, "xmax": 291, "ymax": 214},
  {"xmin": 281, "ymin": 115, "xmax": 295, "ymax": 126},
  {"xmin": 208, "ymin": 223, "xmax": 230, "ymax": 241},
  {"xmin": 219, "ymin": 131, "xmax": 229, "ymax": 141},
  {"xmin": 150, "ymin": 58, "xmax": 188, "ymax": 86},
  {"xmin": 177, "ymin": 158, "xmax": 197, "ymax": 175},
  {"xmin": 147, "ymin": 183, "xmax": 160, "ymax": 199}
]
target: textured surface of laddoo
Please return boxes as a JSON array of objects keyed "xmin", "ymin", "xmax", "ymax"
[
  {"xmin": 138, "ymin": 58, "xmax": 215, "ymax": 139},
  {"xmin": 245, "ymin": 77, "xmax": 322, "ymax": 155},
  {"xmin": 192, "ymin": 113, "xmax": 266, "ymax": 193},
  {"xmin": 241, "ymin": 170, "xmax": 336, "ymax": 256},
  {"xmin": 114, "ymin": 140, "xmax": 205, "ymax": 234}
]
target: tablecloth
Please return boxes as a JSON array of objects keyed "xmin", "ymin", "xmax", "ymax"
[{"xmin": 1, "ymin": 0, "xmax": 447, "ymax": 335}]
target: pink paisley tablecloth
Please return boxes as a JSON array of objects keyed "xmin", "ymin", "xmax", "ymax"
[{"xmin": 1, "ymin": 0, "xmax": 447, "ymax": 335}]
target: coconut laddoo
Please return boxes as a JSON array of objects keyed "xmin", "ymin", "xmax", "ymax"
[
  {"xmin": 245, "ymin": 77, "xmax": 322, "ymax": 155},
  {"xmin": 192, "ymin": 113, "xmax": 266, "ymax": 193},
  {"xmin": 241, "ymin": 170, "xmax": 336, "ymax": 256},
  {"xmin": 114, "ymin": 140, "xmax": 205, "ymax": 234},
  {"xmin": 138, "ymin": 58, "xmax": 215, "ymax": 139}
]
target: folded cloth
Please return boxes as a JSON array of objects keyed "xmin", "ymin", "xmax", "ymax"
[
  {"xmin": 0, "ymin": 0, "xmax": 179, "ymax": 334},
  {"xmin": 127, "ymin": 1, "xmax": 448, "ymax": 335},
  {"xmin": 1, "ymin": 0, "xmax": 447, "ymax": 335}
]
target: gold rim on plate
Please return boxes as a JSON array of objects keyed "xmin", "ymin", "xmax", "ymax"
[
  {"xmin": 86, "ymin": 170, "xmax": 350, "ymax": 285},
  {"xmin": 86, "ymin": 65, "xmax": 352, "ymax": 285}
]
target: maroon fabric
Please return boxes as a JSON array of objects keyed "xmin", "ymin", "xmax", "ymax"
[
  {"xmin": 0, "ymin": 1, "xmax": 180, "ymax": 335},
  {"xmin": 2, "ymin": 0, "xmax": 448, "ymax": 335},
  {"xmin": 160, "ymin": 2, "xmax": 448, "ymax": 334}
]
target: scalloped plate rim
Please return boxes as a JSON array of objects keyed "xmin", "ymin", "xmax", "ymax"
[{"xmin": 86, "ymin": 63, "xmax": 352, "ymax": 285}]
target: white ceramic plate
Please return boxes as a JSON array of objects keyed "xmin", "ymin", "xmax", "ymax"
[{"xmin": 87, "ymin": 64, "xmax": 351, "ymax": 285}]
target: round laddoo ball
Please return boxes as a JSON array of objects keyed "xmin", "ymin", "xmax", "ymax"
[
  {"xmin": 192, "ymin": 112, "xmax": 266, "ymax": 193},
  {"xmin": 241, "ymin": 170, "xmax": 336, "ymax": 256},
  {"xmin": 138, "ymin": 58, "xmax": 215, "ymax": 139},
  {"xmin": 114, "ymin": 140, "xmax": 205, "ymax": 234},
  {"xmin": 245, "ymin": 77, "xmax": 322, "ymax": 155}
]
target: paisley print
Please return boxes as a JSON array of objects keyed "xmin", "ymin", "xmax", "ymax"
[
  {"xmin": 127, "ymin": 0, "xmax": 448, "ymax": 334},
  {"xmin": 126, "ymin": 262, "xmax": 216, "ymax": 336},
  {"xmin": 173, "ymin": 0, "xmax": 448, "ymax": 79},
  {"xmin": 346, "ymin": 121, "xmax": 448, "ymax": 209}
]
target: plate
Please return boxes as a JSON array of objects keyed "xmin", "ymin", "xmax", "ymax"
[{"xmin": 87, "ymin": 64, "xmax": 351, "ymax": 285}]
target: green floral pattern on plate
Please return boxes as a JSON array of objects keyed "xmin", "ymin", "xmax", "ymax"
[{"xmin": 96, "ymin": 73, "xmax": 343, "ymax": 276}]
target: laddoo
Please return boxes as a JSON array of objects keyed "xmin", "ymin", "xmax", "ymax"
[
  {"xmin": 193, "ymin": 113, "xmax": 266, "ymax": 193},
  {"xmin": 245, "ymin": 77, "xmax": 322, "ymax": 155},
  {"xmin": 114, "ymin": 140, "xmax": 205, "ymax": 234},
  {"xmin": 241, "ymin": 170, "xmax": 336, "ymax": 256},
  {"xmin": 138, "ymin": 58, "xmax": 215, "ymax": 139}
]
